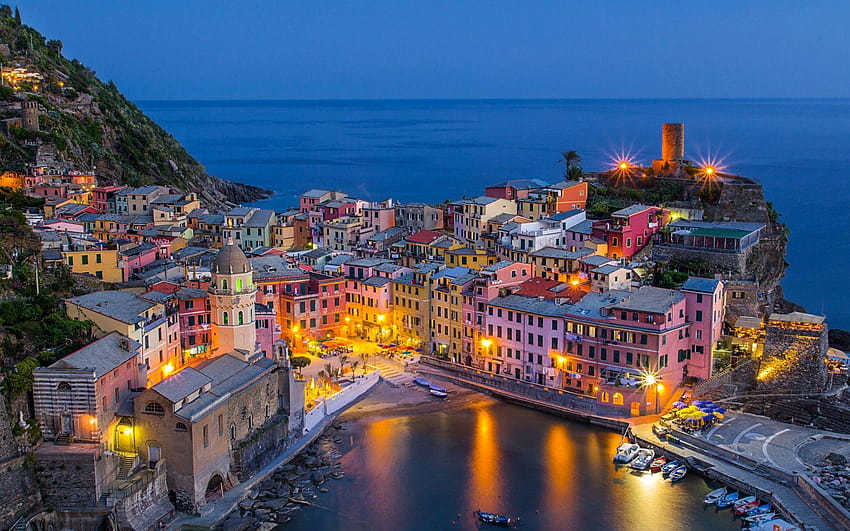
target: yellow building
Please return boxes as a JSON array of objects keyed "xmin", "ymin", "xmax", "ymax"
[
  {"xmin": 62, "ymin": 248, "xmax": 124, "ymax": 282},
  {"xmin": 392, "ymin": 262, "xmax": 442, "ymax": 345},
  {"xmin": 65, "ymin": 290, "xmax": 178, "ymax": 387},
  {"xmin": 429, "ymin": 266, "xmax": 476, "ymax": 362},
  {"xmin": 444, "ymin": 247, "xmax": 497, "ymax": 270}
]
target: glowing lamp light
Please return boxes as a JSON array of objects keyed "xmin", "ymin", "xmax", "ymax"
[
  {"xmin": 704, "ymin": 166, "xmax": 715, "ymax": 175},
  {"xmin": 122, "ymin": 427, "xmax": 132, "ymax": 436},
  {"xmin": 570, "ymin": 279, "xmax": 580, "ymax": 286},
  {"xmin": 291, "ymin": 326, "xmax": 299, "ymax": 333},
  {"xmin": 643, "ymin": 373, "xmax": 657, "ymax": 386},
  {"xmin": 376, "ymin": 314, "xmax": 386, "ymax": 323},
  {"xmin": 481, "ymin": 339, "xmax": 492, "ymax": 348},
  {"xmin": 557, "ymin": 356, "xmax": 566, "ymax": 364},
  {"xmin": 163, "ymin": 363, "xmax": 174, "ymax": 376},
  {"xmin": 657, "ymin": 383, "xmax": 664, "ymax": 392},
  {"xmin": 88, "ymin": 417, "xmax": 97, "ymax": 425},
  {"xmin": 619, "ymin": 161, "xmax": 629, "ymax": 170},
  {"xmin": 344, "ymin": 317, "xmax": 351, "ymax": 323}
]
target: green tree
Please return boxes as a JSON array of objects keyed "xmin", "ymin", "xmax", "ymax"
[
  {"xmin": 14, "ymin": 6, "xmax": 20, "ymax": 24},
  {"xmin": 567, "ymin": 165, "xmax": 584, "ymax": 181},
  {"xmin": 290, "ymin": 355, "xmax": 311, "ymax": 375},
  {"xmin": 561, "ymin": 150, "xmax": 582, "ymax": 179}
]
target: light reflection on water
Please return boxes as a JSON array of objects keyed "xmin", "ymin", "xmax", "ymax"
[{"xmin": 284, "ymin": 401, "xmax": 739, "ymax": 531}]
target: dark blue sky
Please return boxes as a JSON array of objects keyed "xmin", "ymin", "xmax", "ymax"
[{"xmin": 16, "ymin": 1, "xmax": 850, "ymax": 100}]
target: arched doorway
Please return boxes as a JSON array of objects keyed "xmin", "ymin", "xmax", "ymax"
[{"xmin": 205, "ymin": 473, "xmax": 225, "ymax": 502}]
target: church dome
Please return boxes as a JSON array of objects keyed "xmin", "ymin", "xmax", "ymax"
[{"xmin": 212, "ymin": 238, "xmax": 250, "ymax": 274}]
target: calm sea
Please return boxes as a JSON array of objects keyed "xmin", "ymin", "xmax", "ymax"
[
  {"xmin": 282, "ymin": 401, "xmax": 738, "ymax": 531},
  {"xmin": 140, "ymin": 99, "xmax": 850, "ymax": 329}
]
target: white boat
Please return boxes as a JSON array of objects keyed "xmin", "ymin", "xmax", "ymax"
[
  {"xmin": 669, "ymin": 465, "xmax": 687, "ymax": 482},
  {"xmin": 628, "ymin": 448, "xmax": 655, "ymax": 470},
  {"xmin": 733, "ymin": 495, "xmax": 757, "ymax": 509},
  {"xmin": 429, "ymin": 389, "xmax": 447, "ymax": 398},
  {"xmin": 743, "ymin": 512, "xmax": 776, "ymax": 524},
  {"xmin": 704, "ymin": 486, "xmax": 727, "ymax": 504},
  {"xmin": 613, "ymin": 443, "xmax": 640, "ymax": 464}
]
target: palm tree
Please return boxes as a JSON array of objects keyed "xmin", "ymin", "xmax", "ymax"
[
  {"xmin": 567, "ymin": 165, "xmax": 584, "ymax": 182},
  {"xmin": 561, "ymin": 150, "xmax": 582, "ymax": 179},
  {"xmin": 360, "ymin": 352, "xmax": 370, "ymax": 375},
  {"xmin": 317, "ymin": 369, "xmax": 327, "ymax": 384},
  {"xmin": 324, "ymin": 363, "xmax": 334, "ymax": 382},
  {"xmin": 351, "ymin": 360, "xmax": 360, "ymax": 378},
  {"xmin": 339, "ymin": 354, "xmax": 349, "ymax": 375}
]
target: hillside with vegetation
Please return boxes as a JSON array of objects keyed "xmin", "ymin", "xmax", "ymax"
[{"xmin": 0, "ymin": 6, "xmax": 269, "ymax": 206}]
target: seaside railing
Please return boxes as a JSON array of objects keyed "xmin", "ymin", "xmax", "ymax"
[{"xmin": 421, "ymin": 356, "xmax": 603, "ymax": 414}]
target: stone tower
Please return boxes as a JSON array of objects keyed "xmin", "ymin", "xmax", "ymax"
[
  {"xmin": 661, "ymin": 123, "xmax": 684, "ymax": 162},
  {"xmin": 21, "ymin": 100, "xmax": 38, "ymax": 131},
  {"xmin": 209, "ymin": 238, "xmax": 257, "ymax": 359}
]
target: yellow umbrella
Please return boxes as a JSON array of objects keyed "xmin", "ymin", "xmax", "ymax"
[{"xmin": 713, "ymin": 412, "xmax": 724, "ymax": 419}]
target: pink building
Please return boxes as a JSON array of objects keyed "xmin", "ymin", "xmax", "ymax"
[
  {"xmin": 591, "ymin": 205, "xmax": 670, "ymax": 259},
  {"xmin": 255, "ymin": 303, "xmax": 277, "ymax": 358},
  {"xmin": 680, "ymin": 277, "xmax": 725, "ymax": 376},
  {"xmin": 120, "ymin": 242, "xmax": 159, "ymax": 279},
  {"xmin": 33, "ymin": 332, "xmax": 143, "ymax": 443},
  {"xmin": 91, "ymin": 185, "xmax": 127, "ymax": 213},
  {"xmin": 476, "ymin": 284, "xmax": 717, "ymax": 416},
  {"xmin": 484, "ymin": 179, "xmax": 548, "ymax": 200},
  {"xmin": 463, "ymin": 261, "xmax": 533, "ymax": 362},
  {"xmin": 359, "ymin": 199, "xmax": 396, "ymax": 242}
]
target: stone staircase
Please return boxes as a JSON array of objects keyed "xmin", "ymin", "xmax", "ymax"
[
  {"xmin": 370, "ymin": 358, "xmax": 414, "ymax": 386},
  {"xmin": 54, "ymin": 433, "xmax": 72, "ymax": 446},
  {"xmin": 117, "ymin": 454, "xmax": 136, "ymax": 480}
]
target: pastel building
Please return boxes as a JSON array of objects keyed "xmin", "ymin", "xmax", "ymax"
[{"xmin": 591, "ymin": 205, "xmax": 669, "ymax": 259}]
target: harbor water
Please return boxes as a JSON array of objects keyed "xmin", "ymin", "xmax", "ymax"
[{"xmin": 283, "ymin": 400, "xmax": 739, "ymax": 531}]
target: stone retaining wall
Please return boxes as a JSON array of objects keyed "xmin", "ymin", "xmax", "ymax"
[{"xmin": 794, "ymin": 473, "xmax": 850, "ymax": 530}]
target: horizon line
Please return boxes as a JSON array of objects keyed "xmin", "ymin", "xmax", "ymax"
[{"xmin": 133, "ymin": 96, "xmax": 850, "ymax": 104}]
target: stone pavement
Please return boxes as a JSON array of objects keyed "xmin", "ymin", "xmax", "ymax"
[{"xmin": 697, "ymin": 412, "xmax": 850, "ymax": 473}]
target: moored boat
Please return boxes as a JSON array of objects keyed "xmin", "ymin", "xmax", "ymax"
[
  {"xmin": 629, "ymin": 448, "xmax": 655, "ymax": 471},
  {"xmin": 650, "ymin": 455, "xmax": 667, "ymax": 472},
  {"xmin": 742, "ymin": 512, "xmax": 776, "ymax": 524},
  {"xmin": 429, "ymin": 388, "xmax": 448, "ymax": 398},
  {"xmin": 428, "ymin": 382, "xmax": 447, "ymax": 393},
  {"xmin": 733, "ymin": 495, "xmax": 757, "ymax": 510},
  {"xmin": 474, "ymin": 510, "xmax": 518, "ymax": 527},
  {"xmin": 734, "ymin": 498, "xmax": 760, "ymax": 515},
  {"xmin": 745, "ymin": 504, "xmax": 772, "ymax": 517},
  {"xmin": 703, "ymin": 486, "xmax": 727, "ymax": 504},
  {"xmin": 716, "ymin": 491, "xmax": 739, "ymax": 508},
  {"xmin": 613, "ymin": 443, "xmax": 640, "ymax": 464},
  {"xmin": 669, "ymin": 465, "xmax": 687, "ymax": 482},
  {"xmin": 413, "ymin": 377, "xmax": 432, "ymax": 387},
  {"xmin": 660, "ymin": 460, "xmax": 680, "ymax": 477}
]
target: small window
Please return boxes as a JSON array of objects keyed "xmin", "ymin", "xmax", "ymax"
[
  {"xmin": 144, "ymin": 401, "xmax": 165, "ymax": 415},
  {"xmin": 175, "ymin": 422, "xmax": 188, "ymax": 432}
]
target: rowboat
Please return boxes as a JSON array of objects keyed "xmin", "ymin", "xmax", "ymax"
[
  {"xmin": 474, "ymin": 510, "xmax": 518, "ymax": 527},
  {"xmin": 660, "ymin": 460, "xmax": 680, "ymax": 477},
  {"xmin": 669, "ymin": 465, "xmax": 687, "ymax": 482},
  {"xmin": 413, "ymin": 377, "xmax": 432, "ymax": 387},
  {"xmin": 733, "ymin": 495, "xmax": 757, "ymax": 510},
  {"xmin": 704, "ymin": 486, "xmax": 727, "ymax": 504},
  {"xmin": 429, "ymin": 389, "xmax": 448, "ymax": 398},
  {"xmin": 629, "ymin": 448, "xmax": 655, "ymax": 471},
  {"xmin": 716, "ymin": 491, "xmax": 739, "ymax": 508},
  {"xmin": 742, "ymin": 512, "xmax": 776, "ymax": 524},
  {"xmin": 734, "ymin": 498, "xmax": 760, "ymax": 515},
  {"xmin": 650, "ymin": 455, "xmax": 667, "ymax": 472},
  {"xmin": 428, "ymin": 383, "xmax": 447, "ymax": 393},
  {"xmin": 745, "ymin": 504, "xmax": 772, "ymax": 517},
  {"xmin": 613, "ymin": 443, "xmax": 640, "ymax": 464}
]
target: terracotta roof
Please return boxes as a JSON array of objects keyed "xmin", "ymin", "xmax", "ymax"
[{"xmin": 406, "ymin": 230, "xmax": 444, "ymax": 244}]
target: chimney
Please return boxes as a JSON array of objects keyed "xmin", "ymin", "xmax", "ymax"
[{"xmin": 662, "ymin": 123, "xmax": 684, "ymax": 161}]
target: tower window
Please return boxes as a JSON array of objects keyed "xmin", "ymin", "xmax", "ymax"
[
  {"xmin": 223, "ymin": 312, "xmax": 229, "ymax": 325},
  {"xmin": 238, "ymin": 311, "xmax": 244, "ymax": 325}
]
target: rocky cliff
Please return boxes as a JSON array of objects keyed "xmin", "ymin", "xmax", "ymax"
[{"xmin": 0, "ymin": 8, "xmax": 269, "ymax": 206}]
